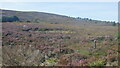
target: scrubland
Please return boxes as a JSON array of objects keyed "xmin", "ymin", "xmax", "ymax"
[{"xmin": 2, "ymin": 22, "xmax": 118, "ymax": 66}]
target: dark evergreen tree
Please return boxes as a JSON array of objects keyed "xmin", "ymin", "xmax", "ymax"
[
  {"xmin": 2, "ymin": 16, "xmax": 19, "ymax": 22},
  {"xmin": 112, "ymin": 22, "xmax": 116, "ymax": 26}
]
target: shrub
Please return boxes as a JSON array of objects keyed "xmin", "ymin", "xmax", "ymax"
[
  {"xmin": 93, "ymin": 50, "xmax": 107, "ymax": 56},
  {"xmin": 46, "ymin": 58, "xmax": 57, "ymax": 63},
  {"xmin": 2, "ymin": 16, "xmax": 20, "ymax": 22},
  {"xmin": 106, "ymin": 54, "xmax": 117, "ymax": 62},
  {"xmin": 89, "ymin": 59, "xmax": 106, "ymax": 66},
  {"xmin": 58, "ymin": 53, "xmax": 87, "ymax": 65}
]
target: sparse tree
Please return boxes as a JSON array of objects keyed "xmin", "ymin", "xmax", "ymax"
[{"xmin": 112, "ymin": 21, "xmax": 116, "ymax": 26}]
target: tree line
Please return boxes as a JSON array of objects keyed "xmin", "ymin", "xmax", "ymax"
[{"xmin": 1, "ymin": 16, "xmax": 20, "ymax": 22}]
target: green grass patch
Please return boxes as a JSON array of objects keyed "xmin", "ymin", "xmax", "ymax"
[
  {"xmin": 89, "ymin": 59, "xmax": 106, "ymax": 66},
  {"xmin": 46, "ymin": 58, "xmax": 57, "ymax": 63},
  {"xmin": 35, "ymin": 30, "xmax": 74, "ymax": 33},
  {"xmin": 93, "ymin": 50, "xmax": 107, "ymax": 56},
  {"xmin": 76, "ymin": 49, "xmax": 91, "ymax": 56}
]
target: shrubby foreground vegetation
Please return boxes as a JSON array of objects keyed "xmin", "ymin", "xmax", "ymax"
[
  {"xmin": 2, "ymin": 22, "xmax": 118, "ymax": 66},
  {"xmin": 1, "ymin": 9, "xmax": 119, "ymax": 67}
]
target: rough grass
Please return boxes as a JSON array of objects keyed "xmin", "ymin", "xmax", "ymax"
[{"xmin": 2, "ymin": 22, "xmax": 118, "ymax": 66}]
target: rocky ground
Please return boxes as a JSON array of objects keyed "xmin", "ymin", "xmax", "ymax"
[{"xmin": 2, "ymin": 22, "xmax": 118, "ymax": 66}]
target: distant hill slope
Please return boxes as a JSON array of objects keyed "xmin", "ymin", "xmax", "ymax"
[{"xmin": 0, "ymin": 9, "xmax": 116, "ymax": 26}]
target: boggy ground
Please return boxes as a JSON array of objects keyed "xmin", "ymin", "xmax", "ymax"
[{"xmin": 2, "ymin": 22, "xmax": 118, "ymax": 66}]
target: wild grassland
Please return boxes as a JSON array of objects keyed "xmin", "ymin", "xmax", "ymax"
[{"xmin": 2, "ymin": 22, "xmax": 118, "ymax": 66}]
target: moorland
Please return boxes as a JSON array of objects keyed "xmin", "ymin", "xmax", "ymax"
[{"xmin": 1, "ymin": 9, "xmax": 118, "ymax": 66}]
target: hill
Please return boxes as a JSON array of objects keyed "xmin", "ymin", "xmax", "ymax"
[
  {"xmin": 0, "ymin": 9, "xmax": 116, "ymax": 26},
  {"xmin": 1, "ymin": 9, "xmax": 118, "ymax": 66}
]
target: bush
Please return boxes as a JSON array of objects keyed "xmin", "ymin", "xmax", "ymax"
[
  {"xmin": 2, "ymin": 16, "xmax": 20, "ymax": 22},
  {"xmin": 89, "ymin": 59, "xmax": 106, "ymax": 66},
  {"xmin": 58, "ymin": 53, "xmax": 87, "ymax": 65},
  {"xmin": 93, "ymin": 50, "xmax": 107, "ymax": 56},
  {"xmin": 106, "ymin": 54, "xmax": 117, "ymax": 62},
  {"xmin": 46, "ymin": 58, "xmax": 57, "ymax": 63}
]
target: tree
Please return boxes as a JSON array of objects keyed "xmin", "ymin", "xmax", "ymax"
[
  {"xmin": 112, "ymin": 22, "xmax": 116, "ymax": 26},
  {"xmin": 2, "ymin": 16, "xmax": 20, "ymax": 22},
  {"xmin": 13, "ymin": 16, "xmax": 19, "ymax": 21}
]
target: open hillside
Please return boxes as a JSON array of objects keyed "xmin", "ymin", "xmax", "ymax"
[
  {"xmin": 0, "ymin": 9, "xmax": 116, "ymax": 26},
  {"xmin": 1, "ymin": 9, "xmax": 118, "ymax": 66}
]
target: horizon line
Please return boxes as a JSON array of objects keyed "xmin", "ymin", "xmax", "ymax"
[{"xmin": 1, "ymin": 8, "xmax": 118, "ymax": 22}]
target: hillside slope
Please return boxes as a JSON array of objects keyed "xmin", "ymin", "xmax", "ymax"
[{"xmin": 0, "ymin": 9, "xmax": 115, "ymax": 26}]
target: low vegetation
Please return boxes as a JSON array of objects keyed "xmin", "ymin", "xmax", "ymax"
[
  {"xmin": 1, "ymin": 9, "xmax": 118, "ymax": 67},
  {"xmin": 2, "ymin": 22, "xmax": 118, "ymax": 66}
]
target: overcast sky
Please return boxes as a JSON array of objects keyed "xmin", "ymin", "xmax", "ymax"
[{"xmin": 0, "ymin": 2, "xmax": 118, "ymax": 22}]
